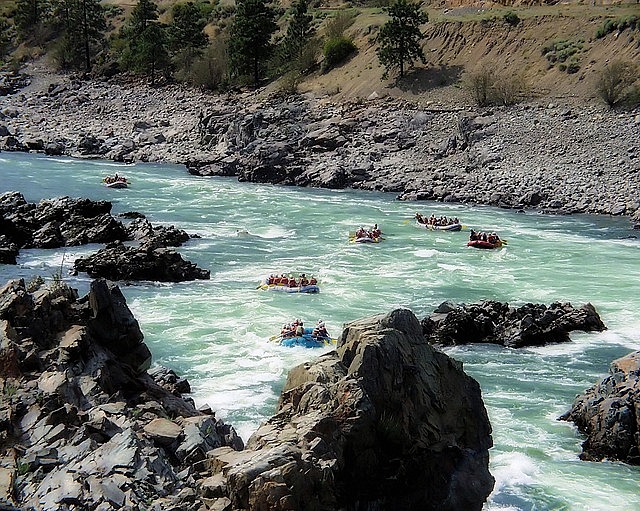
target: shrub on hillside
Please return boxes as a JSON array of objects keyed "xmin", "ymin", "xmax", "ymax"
[
  {"xmin": 323, "ymin": 36, "xmax": 356, "ymax": 71},
  {"xmin": 503, "ymin": 11, "xmax": 520, "ymax": 27},
  {"xmin": 542, "ymin": 39, "xmax": 585, "ymax": 74},
  {"xmin": 277, "ymin": 70, "xmax": 302, "ymax": 95},
  {"xmin": 596, "ymin": 60, "xmax": 638, "ymax": 108},
  {"xmin": 463, "ymin": 67, "xmax": 527, "ymax": 107},
  {"xmin": 595, "ymin": 15, "xmax": 639, "ymax": 39},
  {"xmin": 325, "ymin": 10, "xmax": 357, "ymax": 39},
  {"xmin": 0, "ymin": 16, "xmax": 12, "ymax": 61},
  {"xmin": 464, "ymin": 67, "xmax": 494, "ymax": 107},
  {"xmin": 493, "ymin": 73, "xmax": 527, "ymax": 106},
  {"xmin": 191, "ymin": 38, "xmax": 230, "ymax": 91}
]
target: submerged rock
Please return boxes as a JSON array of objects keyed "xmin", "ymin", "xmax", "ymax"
[
  {"xmin": 560, "ymin": 351, "xmax": 640, "ymax": 465},
  {"xmin": 421, "ymin": 300, "xmax": 606, "ymax": 347},
  {"xmin": 204, "ymin": 309, "xmax": 494, "ymax": 511}
]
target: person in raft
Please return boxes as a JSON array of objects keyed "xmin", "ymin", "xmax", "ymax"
[{"xmin": 312, "ymin": 320, "xmax": 329, "ymax": 339}]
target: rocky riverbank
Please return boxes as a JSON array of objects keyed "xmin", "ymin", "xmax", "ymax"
[{"xmin": 1, "ymin": 65, "xmax": 639, "ymax": 225}]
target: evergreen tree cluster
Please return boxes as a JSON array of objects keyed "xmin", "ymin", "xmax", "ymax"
[{"xmin": 3, "ymin": 0, "xmax": 430, "ymax": 90}]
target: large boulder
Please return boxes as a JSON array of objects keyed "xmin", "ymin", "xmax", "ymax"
[
  {"xmin": 421, "ymin": 300, "xmax": 606, "ymax": 347},
  {"xmin": 560, "ymin": 351, "xmax": 640, "ymax": 464},
  {"xmin": 0, "ymin": 193, "xmax": 127, "ymax": 253},
  {"xmin": 203, "ymin": 309, "xmax": 494, "ymax": 511},
  {"xmin": 74, "ymin": 241, "xmax": 210, "ymax": 282}
]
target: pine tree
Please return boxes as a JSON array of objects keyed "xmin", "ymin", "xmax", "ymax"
[
  {"xmin": 14, "ymin": 0, "xmax": 52, "ymax": 42},
  {"xmin": 137, "ymin": 22, "xmax": 171, "ymax": 85},
  {"xmin": 376, "ymin": 0, "xmax": 428, "ymax": 80},
  {"xmin": 228, "ymin": 0, "xmax": 277, "ymax": 86},
  {"xmin": 120, "ymin": 0, "xmax": 170, "ymax": 84},
  {"xmin": 51, "ymin": 0, "xmax": 106, "ymax": 71},
  {"xmin": 123, "ymin": 0, "xmax": 159, "ymax": 43},
  {"xmin": 167, "ymin": 1, "xmax": 208, "ymax": 77},
  {"xmin": 280, "ymin": 0, "xmax": 315, "ymax": 66},
  {"xmin": 168, "ymin": 2, "xmax": 208, "ymax": 53}
]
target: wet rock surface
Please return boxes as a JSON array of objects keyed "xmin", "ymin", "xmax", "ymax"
[
  {"xmin": 204, "ymin": 309, "xmax": 494, "ymax": 511},
  {"xmin": 0, "ymin": 278, "xmax": 242, "ymax": 511},
  {"xmin": 560, "ymin": 350, "xmax": 640, "ymax": 465},
  {"xmin": 421, "ymin": 300, "xmax": 606, "ymax": 347},
  {"xmin": 0, "ymin": 284, "xmax": 495, "ymax": 511},
  {"xmin": 0, "ymin": 192, "xmax": 208, "ymax": 282}
]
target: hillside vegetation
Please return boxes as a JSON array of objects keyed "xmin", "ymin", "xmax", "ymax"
[
  {"xmin": 312, "ymin": 3, "xmax": 640, "ymax": 105},
  {"xmin": 1, "ymin": 0, "xmax": 639, "ymax": 106}
]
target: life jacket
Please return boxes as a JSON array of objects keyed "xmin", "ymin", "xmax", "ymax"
[
  {"xmin": 310, "ymin": 278, "xmax": 317, "ymax": 285},
  {"xmin": 288, "ymin": 279, "xmax": 297, "ymax": 287}
]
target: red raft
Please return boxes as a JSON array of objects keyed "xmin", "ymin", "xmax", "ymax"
[{"xmin": 467, "ymin": 239, "xmax": 506, "ymax": 249}]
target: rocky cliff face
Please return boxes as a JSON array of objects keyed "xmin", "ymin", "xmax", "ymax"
[
  {"xmin": 0, "ymin": 278, "xmax": 242, "ymax": 510},
  {"xmin": 204, "ymin": 309, "xmax": 494, "ymax": 511},
  {"xmin": 561, "ymin": 350, "xmax": 640, "ymax": 465}
]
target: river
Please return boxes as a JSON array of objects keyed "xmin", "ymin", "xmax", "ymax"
[{"xmin": 1, "ymin": 152, "xmax": 638, "ymax": 511}]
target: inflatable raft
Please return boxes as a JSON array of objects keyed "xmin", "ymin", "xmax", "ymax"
[
  {"xmin": 467, "ymin": 239, "xmax": 506, "ymax": 249},
  {"xmin": 416, "ymin": 222, "xmax": 462, "ymax": 231},
  {"xmin": 280, "ymin": 334, "xmax": 336, "ymax": 348},
  {"xmin": 103, "ymin": 176, "xmax": 129, "ymax": 189},
  {"xmin": 278, "ymin": 327, "xmax": 336, "ymax": 348},
  {"xmin": 350, "ymin": 236, "xmax": 382, "ymax": 243},
  {"xmin": 258, "ymin": 282, "xmax": 320, "ymax": 293}
]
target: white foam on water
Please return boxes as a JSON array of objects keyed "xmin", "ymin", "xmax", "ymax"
[{"xmin": 490, "ymin": 451, "xmax": 538, "ymax": 491}]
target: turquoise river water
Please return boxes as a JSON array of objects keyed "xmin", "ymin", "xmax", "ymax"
[{"xmin": 1, "ymin": 152, "xmax": 639, "ymax": 510}]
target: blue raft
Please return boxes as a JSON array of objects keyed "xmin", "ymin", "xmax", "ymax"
[{"xmin": 278, "ymin": 327, "xmax": 336, "ymax": 348}]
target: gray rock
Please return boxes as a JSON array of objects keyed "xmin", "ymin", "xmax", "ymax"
[
  {"xmin": 561, "ymin": 351, "xmax": 640, "ymax": 464},
  {"xmin": 144, "ymin": 418, "xmax": 182, "ymax": 446}
]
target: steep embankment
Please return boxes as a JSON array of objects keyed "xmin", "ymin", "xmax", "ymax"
[{"xmin": 303, "ymin": 5, "xmax": 640, "ymax": 105}]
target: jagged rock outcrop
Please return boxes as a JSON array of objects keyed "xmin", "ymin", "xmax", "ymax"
[
  {"xmin": 1, "ymin": 192, "xmax": 207, "ymax": 283},
  {"xmin": 421, "ymin": 300, "xmax": 606, "ymax": 347},
  {"xmin": 202, "ymin": 309, "xmax": 494, "ymax": 511},
  {"xmin": 0, "ymin": 278, "xmax": 242, "ymax": 510},
  {"xmin": 73, "ymin": 240, "xmax": 210, "ymax": 282},
  {"xmin": 560, "ymin": 351, "xmax": 640, "ymax": 465},
  {"xmin": 125, "ymin": 216, "xmax": 193, "ymax": 247},
  {"xmin": 0, "ymin": 192, "xmax": 126, "ymax": 251}
]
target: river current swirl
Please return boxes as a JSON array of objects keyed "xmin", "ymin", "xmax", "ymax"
[{"xmin": 1, "ymin": 152, "xmax": 639, "ymax": 511}]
